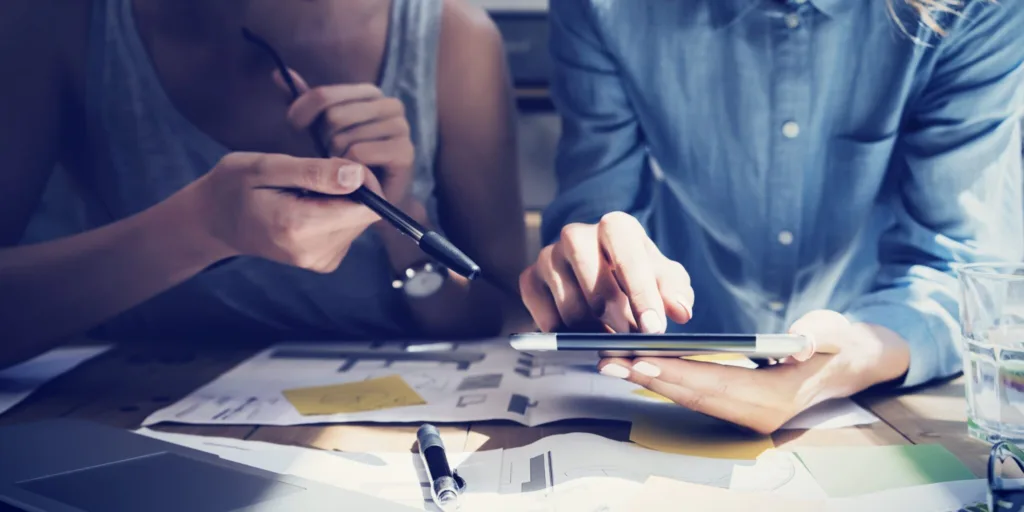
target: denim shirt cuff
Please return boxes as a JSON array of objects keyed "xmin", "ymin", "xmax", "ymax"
[{"xmin": 843, "ymin": 302, "xmax": 961, "ymax": 389}]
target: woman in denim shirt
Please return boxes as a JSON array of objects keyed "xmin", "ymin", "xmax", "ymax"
[{"xmin": 521, "ymin": 0, "xmax": 1024, "ymax": 433}]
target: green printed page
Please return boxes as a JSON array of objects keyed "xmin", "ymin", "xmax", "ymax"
[{"xmin": 795, "ymin": 444, "xmax": 976, "ymax": 498}]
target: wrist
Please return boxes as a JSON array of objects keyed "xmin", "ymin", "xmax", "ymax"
[
  {"xmin": 840, "ymin": 322, "xmax": 912, "ymax": 389},
  {"xmin": 149, "ymin": 187, "xmax": 239, "ymax": 267}
]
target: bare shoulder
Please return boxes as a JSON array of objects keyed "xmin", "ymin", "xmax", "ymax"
[{"xmin": 439, "ymin": 0, "xmax": 504, "ymax": 55}]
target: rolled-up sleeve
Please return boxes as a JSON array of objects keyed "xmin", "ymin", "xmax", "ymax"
[
  {"xmin": 844, "ymin": 1, "xmax": 1024, "ymax": 388},
  {"xmin": 541, "ymin": 0, "xmax": 656, "ymax": 245}
]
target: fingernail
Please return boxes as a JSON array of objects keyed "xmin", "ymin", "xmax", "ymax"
[
  {"xmin": 793, "ymin": 333, "xmax": 817, "ymax": 362},
  {"xmin": 337, "ymin": 165, "xmax": 363, "ymax": 189},
  {"xmin": 639, "ymin": 310, "xmax": 664, "ymax": 333},
  {"xmin": 677, "ymin": 299, "xmax": 693, "ymax": 322},
  {"xmin": 632, "ymin": 361, "xmax": 662, "ymax": 378},
  {"xmin": 599, "ymin": 364, "xmax": 630, "ymax": 379}
]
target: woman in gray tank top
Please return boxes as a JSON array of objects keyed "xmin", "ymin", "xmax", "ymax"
[{"xmin": 0, "ymin": 0, "xmax": 525, "ymax": 366}]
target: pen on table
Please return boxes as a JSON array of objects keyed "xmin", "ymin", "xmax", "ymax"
[
  {"xmin": 240, "ymin": 28, "xmax": 481, "ymax": 281},
  {"xmin": 417, "ymin": 423, "xmax": 465, "ymax": 511}
]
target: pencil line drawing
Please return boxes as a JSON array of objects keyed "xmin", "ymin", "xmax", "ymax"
[
  {"xmin": 521, "ymin": 452, "xmax": 551, "ymax": 493},
  {"xmin": 457, "ymin": 394, "xmax": 488, "ymax": 408},
  {"xmin": 457, "ymin": 373, "xmax": 503, "ymax": 391},
  {"xmin": 508, "ymin": 394, "xmax": 538, "ymax": 415},
  {"xmin": 405, "ymin": 373, "xmax": 450, "ymax": 392}
]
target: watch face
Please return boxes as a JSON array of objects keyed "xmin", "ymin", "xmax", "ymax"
[{"xmin": 404, "ymin": 271, "xmax": 446, "ymax": 298}]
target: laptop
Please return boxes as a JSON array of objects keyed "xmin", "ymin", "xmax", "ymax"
[{"xmin": 0, "ymin": 419, "xmax": 416, "ymax": 512}]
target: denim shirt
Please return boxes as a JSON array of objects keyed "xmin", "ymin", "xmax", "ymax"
[{"xmin": 542, "ymin": 0, "xmax": 1024, "ymax": 387}]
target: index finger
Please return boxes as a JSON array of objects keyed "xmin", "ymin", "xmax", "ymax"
[
  {"xmin": 597, "ymin": 213, "xmax": 665, "ymax": 333},
  {"xmin": 288, "ymin": 83, "xmax": 385, "ymax": 129}
]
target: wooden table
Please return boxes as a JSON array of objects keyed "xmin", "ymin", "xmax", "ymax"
[{"xmin": 0, "ymin": 340, "xmax": 993, "ymax": 478}]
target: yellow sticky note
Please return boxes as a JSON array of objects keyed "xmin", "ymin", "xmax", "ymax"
[
  {"xmin": 623, "ymin": 477, "xmax": 823, "ymax": 512},
  {"xmin": 282, "ymin": 375, "xmax": 426, "ymax": 416},
  {"xmin": 684, "ymin": 353, "xmax": 750, "ymax": 363},
  {"xmin": 629, "ymin": 416, "xmax": 774, "ymax": 460}
]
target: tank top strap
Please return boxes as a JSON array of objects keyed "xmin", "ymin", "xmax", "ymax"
[{"xmin": 381, "ymin": 0, "xmax": 443, "ymax": 218}]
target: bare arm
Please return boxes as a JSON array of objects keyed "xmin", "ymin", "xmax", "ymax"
[
  {"xmin": 376, "ymin": 0, "xmax": 526, "ymax": 338},
  {"xmin": 0, "ymin": 2, "xmax": 389, "ymax": 366},
  {"xmin": 0, "ymin": 3, "xmax": 233, "ymax": 367}
]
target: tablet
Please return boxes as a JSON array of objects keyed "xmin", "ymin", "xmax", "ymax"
[{"xmin": 509, "ymin": 332, "xmax": 811, "ymax": 359}]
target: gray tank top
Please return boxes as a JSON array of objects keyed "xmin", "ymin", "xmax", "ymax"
[{"xmin": 23, "ymin": 0, "xmax": 444, "ymax": 341}]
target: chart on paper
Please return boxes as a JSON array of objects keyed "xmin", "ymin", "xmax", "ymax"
[{"xmin": 143, "ymin": 339, "xmax": 879, "ymax": 430}]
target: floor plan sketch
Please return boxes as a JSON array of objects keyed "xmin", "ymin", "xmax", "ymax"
[
  {"xmin": 520, "ymin": 452, "xmax": 552, "ymax": 492},
  {"xmin": 508, "ymin": 394, "xmax": 539, "ymax": 415},
  {"xmin": 270, "ymin": 346, "xmax": 487, "ymax": 373},
  {"xmin": 143, "ymin": 339, "xmax": 880, "ymax": 429},
  {"xmin": 457, "ymin": 373, "xmax": 503, "ymax": 391},
  {"xmin": 457, "ymin": 394, "xmax": 488, "ymax": 408}
]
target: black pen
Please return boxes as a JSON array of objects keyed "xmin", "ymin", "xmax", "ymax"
[
  {"xmin": 241, "ymin": 28, "xmax": 481, "ymax": 280},
  {"xmin": 417, "ymin": 423, "xmax": 464, "ymax": 511}
]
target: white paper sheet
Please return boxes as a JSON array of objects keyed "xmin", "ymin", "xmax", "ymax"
[
  {"xmin": 827, "ymin": 480, "xmax": 989, "ymax": 512},
  {"xmin": 782, "ymin": 398, "xmax": 878, "ymax": 430},
  {"xmin": 142, "ymin": 340, "xmax": 877, "ymax": 430},
  {"xmin": 136, "ymin": 429, "xmax": 822, "ymax": 512},
  {"xmin": 0, "ymin": 345, "xmax": 110, "ymax": 416}
]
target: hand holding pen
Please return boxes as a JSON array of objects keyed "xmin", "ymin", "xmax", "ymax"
[
  {"xmin": 242, "ymin": 28, "xmax": 482, "ymax": 282},
  {"xmin": 171, "ymin": 152, "xmax": 384, "ymax": 273},
  {"xmin": 271, "ymin": 68, "xmax": 417, "ymax": 210}
]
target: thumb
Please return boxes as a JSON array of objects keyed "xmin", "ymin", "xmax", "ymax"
[
  {"xmin": 253, "ymin": 155, "xmax": 368, "ymax": 196},
  {"xmin": 787, "ymin": 309, "xmax": 849, "ymax": 362},
  {"xmin": 272, "ymin": 67, "xmax": 311, "ymax": 98}
]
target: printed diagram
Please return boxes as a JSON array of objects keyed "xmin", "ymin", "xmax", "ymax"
[
  {"xmin": 209, "ymin": 397, "xmax": 262, "ymax": 421},
  {"xmin": 560, "ymin": 466, "xmax": 650, "ymax": 482},
  {"xmin": 508, "ymin": 394, "xmax": 539, "ymax": 415},
  {"xmin": 521, "ymin": 452, "xmax": 554, "ymax": 493},
  {"xmin": 514, "ymin": 354, "xmax": 568, "ymax": 379},
  {"xmin": 457, "ymin": 394, "xmax": 488, "ymax": 408},
  {"xmin": 457, "ymin": 373, "xmax": 503, "ymax": 391},
  {"xmin": 268, "ymin": 342, "xmax": 486, "ymax": 373},
  {"xmin": 404, "ymin": 373, "xmax": 450, "ymax": 392}
]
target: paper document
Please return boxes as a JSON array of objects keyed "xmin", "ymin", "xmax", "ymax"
[
  {"xmin": 795, "ymin": 444, "xmax": 977, "ymax": 498},
  {"xmin": 620, "ymin": 477, "xmax": 824, "ymax": 511},
  {"xmin": 618, "ymin": 475, "xmax": 989, "ymax": 512},
  {"xmin": 631, "ymin": 388, "xmax": 877, "ymax": 430},
  {"xmin": 143, "ymin": 339, "xmax": 878, "ymax": 429},
  {"xmin": 137, "ymin": 429, "xmax": 820, "ymax": 512},
  {"xmin": 0, "ymin": 345, "xmax": 110, "ymax": 416}
]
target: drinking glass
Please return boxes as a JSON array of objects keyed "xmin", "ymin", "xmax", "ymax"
[{"xmin": 959, "ymin": 263, "xmax": 1024, "ymax": 443}]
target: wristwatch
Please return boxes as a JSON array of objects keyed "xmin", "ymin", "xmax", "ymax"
[{"xmin": 392, "ymin": 261, "xmax": 448, "ymax": 298}]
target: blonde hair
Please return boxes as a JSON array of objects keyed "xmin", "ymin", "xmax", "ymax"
[{"xmin": 887, "ymin": 0, "xmax": 965, "ymax": 38}]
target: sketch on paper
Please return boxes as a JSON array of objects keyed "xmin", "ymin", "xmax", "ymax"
[
  {"xmin": 521, "ymin": 452, "xmax": 553, "ymax": 493},
  {"xmin": 457, "ymin": 394, "xmax": 488, "ymax": 408},
  {"xmin": 514, "ymin": 354, "xmax": 570, "ymax": 379},
  {"xmin": 269, "ymin": 344, "xmax": 486, "ymax": 373},
  {"xmin": 457, "ymin": 374, "xmax": 503, "ymax": 391},
  {"xmin": 144, "ymin": 339, "xmax": 879, "ymax": 430},
  {"xmin": 508, "ymin": 394, "xmax": 538, "ymax": 415},
  {"xmin": 404, "ymin": 374, "xmax": 450, "ymax": 392}
]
